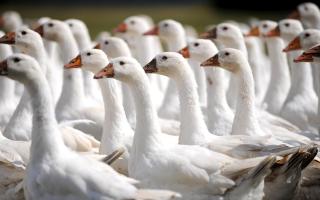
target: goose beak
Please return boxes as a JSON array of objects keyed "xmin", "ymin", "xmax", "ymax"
[
  {"xmin": 34, "ymin": 25, "xmax": 44, "ymax": 37},
  {"xmin": 245, "ymin": 26, "xmax": 260, "ymax": 37},
  {"xmin": 143, "ymin": 58, "xmax": 158, "ymax": 73},
  {"xmin": 283, "ymin": 36, "xmax": 301, "ymax": 52},
  {"xmin": 94, "ymin": 63, "xmax": 114, "ymax": 79},
  {"xmin": 200, "ymin": 27, "xmax": 217, "ymax": 39},
  {"xmin": 93, "ymin": 43, "xmax": 101, "ymax": 49},
  {"xmin": 265, "ymin": 25, "xmax": 280, "ymax": 37},
  {"xmin": 294, "ymin": 53, "xmax": 314, "ymax": 63},
  {"xmin": 287, "ymin": 10, "xmax": 300, "ymax": 19},
  {"xmin": 304, "ymin": 45, "xmax": 320, "ymax": 54},
  {"xmin": 0, "ymin": 32, "xmax": 15, "ymax": 44},
  {"xmin": 178, "ymin": 46, "xmax": 190, "ymax": 58},
  {"xmin": 65, "ymin": 55, "xmax": 82, "ymax": 69},
  {"xmin": 143, "ymin": 26, "xmax": 159, "ymax": 36},
  {"xmin": 201, "ymin": 54, "xmax": 220, "ymax": 67},
  {"xmin": 113, "ymin": 23, "xmax": 127, "ymax": 33},
  {"xmin": 0, "ymin": 16, "xmax": 4, "ymax": 27},
  {"xmin": 0, "ymin": 59, "xmax": 8, "ymax": 75}
]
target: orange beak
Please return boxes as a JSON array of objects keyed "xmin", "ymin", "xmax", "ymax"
[
  {"xmin": 287, "ymin": 10, "xmax": 300, "ymax": 19},
  {"xmin": 93, "ymin": 43, "xmax": 101, "ymax": 49},
  {"xmin": 0, "ymin": 59, "xmax": 8, "ymax": 75},
  {"xmin": 65, "ymin": 55, "xmax": 82, "ymax": 69},
  {"xmin": 0, "ymin": 32, "xmax": 16, "ymax": 44},
  {"xmin": 283, "ymin": 36, "xmax": 301, "ymax": 52},
  {"xmin": 34, "ymin": 25, "xmax": 44, "ymax": 37},
  {"xmin": 143, "ymin": 26, "xmax": 159, "ymax": 36},
  {"xmin": 200, "ymin": 27, "xmax": 217, "ymax": 39},
  {"xmin": 94, "ymin": 63, "xmax": 114, "ymax": 79},
  {"xmin": 113, "ymin": 23, "xmax": 127, "ymax": 33},
  {"xmin": 201, "ymin": 54, "xmax": 220, "ymax": 67},
  {"xmin": 245, "ymin": 26, "xmax": 260, "ymax": 37},
  {"xmin": 143, "ymin": 58, "xmax": 158, "ymax": 73},
  {"xmin": 294, "ymin": 53, "xmax": 314, "ymax": 63},
  {"xmin": 265, "ymin": 26, "xmax": 280, "ymax": 37},
  {"xmin": 178, "ymin": 46, "xmax": 190, "ymax": 58},
  {"xmin": 0, "ymin": 16, "xmax": 4, "ymax": 27}
]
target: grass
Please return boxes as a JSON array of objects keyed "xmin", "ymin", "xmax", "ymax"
[{"xmin": 0, "ymin": 5, "xmax": 289, "ymax": 37}]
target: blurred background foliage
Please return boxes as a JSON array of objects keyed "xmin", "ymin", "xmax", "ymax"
[{"xmin": 0, "ymin": 0, "xmax": 319, "ymax": 37}]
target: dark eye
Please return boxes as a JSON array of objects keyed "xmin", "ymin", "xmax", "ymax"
[
  {"xmin": 104, "ymin": 41, "xmax": 109, "ymax": 45},
  {"xmin": 162, "ymin": 56, "xmax": 167, "ymax": 60},
  {"xmin": 120, "ymin": 61, "xmax": 125, "ymax": 65},
  {"xmin": 222, "ymin": 26, "xmax": 228, "ymax": 31},
  {"xmin": 21, "ymin": 31, "xmax": 27, "ymax": 35},
  {"xmin": 304, "ymin": 6, "xmax": 308, "ymax": 11},
  {"xmin": 130, "ymin": 21, "xmax": 135, "ymax": 25},
  {"xmin": 86, "ymin": 52, "xmax": 91, "ymax": 56},
  {"xmin": 262, "ymin": 24, "xmax": 268, "ymax": 28},
  {"xmin": 284, "ymin": 23, "xmax": 290, "ymax": 27},
  {"xmin": 164, "ymin": 23, "xmax": 169, "ymax": 27},
  {"xmin": 48, "ymin": 23, "xmax": 54, "ymax": 27},
  {"xmin": 225, "ymin": 52, "xmax": 230, "ymax": 56},
  {"xmin": 305, "ymin": 33, "xmax": 310, "ymax": 37},
  {"xmin": 69, "ymin": 23, "xmax": 73, "ymax": 27},
  {"xmin": 194, "ymin": 42, "xmax": 199, "ymax": 47},
  {"xmin": 13, "ymin": 57, "xmax": 21, "ymax": 63}
]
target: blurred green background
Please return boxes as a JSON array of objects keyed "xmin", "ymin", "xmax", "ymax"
[{"xmin": 0, "ymin": 5, "xmax": 289, "ymax": 37}]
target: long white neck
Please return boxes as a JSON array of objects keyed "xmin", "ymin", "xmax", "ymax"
[
  {"xmin": 75, "ymin": 31, "xmax": 91, "ymax": 51},
  {"xmin": 264, "ymin": 38, "xmax": 290, "ymax": 114},
  {"xmin": 224, "ymin": 38, "xmax": 248, "ymax": 58},
  {"xmin": 231, "ymin": 62, "xmax": 264, "ymax": 136},
  {"xmin": 28, "ymin": 73, "xmax": 66, "ymax": 163},
  {"xmin": 56, "ymin": 34, "xmax": 85, "ymax": 111},
  {"xmin": 303, "ymin": 13, "xmax": 320, "ymax": 29},
  {"xmin": 164, "ymin": 35, "xmax": 186, "ymax": 52},
  {"xmin": 174, "ymin": 62, "xmax": 211, "ymax": 145},
  {"xmin": 0, "ymin": 43, "xmax": 15, "ymax": 101},
  {"xmin": 128, "ymin": 75, "xmax": 161, "ymax": 157}
]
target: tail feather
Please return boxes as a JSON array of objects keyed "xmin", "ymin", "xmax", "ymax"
[{"xmin": 101, "ymin": 147, "xmax": 125, "ymax": 165}]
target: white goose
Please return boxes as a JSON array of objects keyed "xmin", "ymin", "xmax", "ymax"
[
  {"xmin": 0, "ymin": 54, "xmax": 180, "ymax": 200},
  {"xmin": 276, "ymin": 19, "xmax": 318, "ymax": 133},
  {"xmin": 65, "ymin": 19, "xmax": 102, "ymax": 105},
  {"xmin": 34, "ymin": 19, "xmax": 103, "ymax": 139},
  {"xmin": 0, "ymin": 27, "xmax": 100, "ymax": 152},
  {"xmin": 0, "ymin": 11, "xmax": 22, "ymax": 32},
  {"xmin": 94, "ymin": 56, "xmax": 274, "ymax": 197},
  {"xmin": 0, "ymin": 31, "xmax": 17, "ymax": 130}
]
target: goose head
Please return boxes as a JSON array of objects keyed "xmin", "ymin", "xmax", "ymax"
[
  {"xmin": 178, "ymin": 39, "xmax": 218, "ymax": 62},
  {"xmin": 143, "ymin": 52, "xmax": 188, "ymax": 78},
  {"xmin": 295, "ymin": 44, "xmax": 320, "ymax": 63},
  {"xmin": 94, "ymin": 57, "xmax": 143, "ymax": 83},
  {"xmin": 0, "ymin": 53, "xmax": 41, "ymax": 84},
  {"xmin": 259, "ymin": 20, "xmax": 278, "ymax": 37},
  {"xmin": 95, "ymin": 37, "xmax": 131, "ymax": 58},
  {"xmin": 144, "ymin": 19, "xmax": 185, "ymax": 40},
  {"xmin": 65, "ymin": 49, "xmax": 108, "ymax": 73},
  {"xmin": 277, "ymin": 19, "xmax": 303, "ymax": 41},
  {"xmin": 201, "ymin": 48, "xmax": 246, "ymax": 73},
  {"xmin": 200, "ymin": 23, "xmax": 244, "ymax": 43},
  {"xmin": 0, "ymin": 27, "xmax": 43, "ymax": 54},
  {"xmin": 0, "ymin": 11, "xmax": 22, "ymax": 31},
  {"xmin": 95, "ymin": 31, "xmax": 111, "ymax": 43},
  {"xmin": 114, "ymin": 16, "xmax": 149, "ymax": 35},
  {"xmin": 34, "ymin": 19, "xmax": 72, "ymax": 42},
  {"xmin": 289, "ymin": 2, "xmax": 320, "ymax": 28},
  {"xmin": 65, "ymin": 19, "xmax": 89, "ymax": 43},
  {"xmin": 284, "ymin": 29, "xmax": 320, "ymax": 52}
]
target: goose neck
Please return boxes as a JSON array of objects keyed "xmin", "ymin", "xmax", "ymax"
[{"xmin": 164, "ymin": 35, "xmax": 186, "ymax": 52}]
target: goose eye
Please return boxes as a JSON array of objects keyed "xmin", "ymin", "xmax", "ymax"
[
  {"xmin": 13, "ymin": 57, "xmax": 21, "ymax": 63},
  {"xmin": 104, "ymin": 41, "xmax": 109, "ymax": 45},
  {"xmin": 21, "ymin": 31, "xmax": 27, "ymax": 35},
  {"xmin": 284, "ymin": 23, "xmax": 290, "ymax": 27},
  {"xmin": 119, "ymin": 61, "xmax": 125, "ymax": 65},
  {"xmin": 222, "ymin": 26, "xmax": 228, "ymax": 31},
  {"xmin": 262, "ymin": 24, "xmax": 268, "ymax": 28},
  {"xmin": 162, "ymin": 56, "xmax": 167, "ymax": 60},
  {"xmin": 164, "ymin": 23, "xmax": 169, "ymax": 27},
  {"xmin": 86, "ymin": 52, "xmax": 91, "ymax": 56},
  {"xmin": 69, "ymin": 23, "xmax": 73, "ymax": 27},
  {"xmin": 48, "ymin": 23, "xmax": 54, "ymax": 27},
  {"xmin": 225, "ymin": 52, "xmax": 230, "ymax": 56},
  {"xmin": 194, "ymin": 42, "xmax": 199, "ymax": 47},
  {"xmin": 305, "ymin": 33, "xmax": 310, "ymax": 37},
  {"xmin": 304, "ymin": 6, "xmax": 308, "ymax": 11},
  {"xmin": 130, "ymin": 21, "xmax": 135, "ymax": 25}
]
